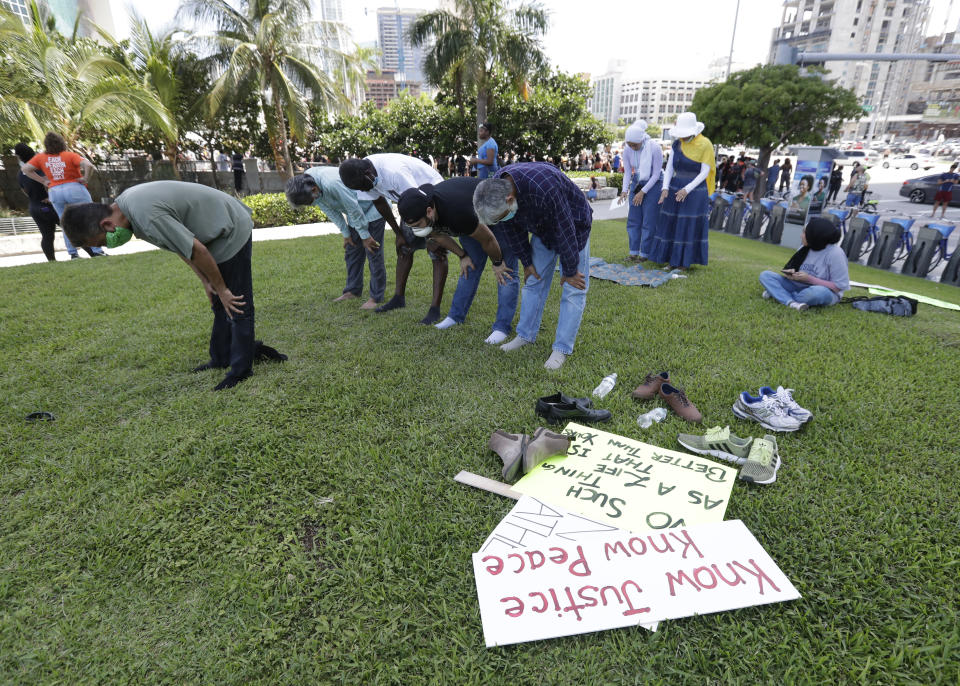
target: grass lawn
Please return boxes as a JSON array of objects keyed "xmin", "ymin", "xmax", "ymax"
[{"xmin": 1, "ymin": 221, "xmax": 959, "ymax": 684}]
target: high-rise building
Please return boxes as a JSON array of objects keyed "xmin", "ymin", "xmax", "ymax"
[
  {"xmin": 376, "ymin": 7, "xmax": 427, "ymax": 86},
  {"xmin": 365, "ymin": 70, "xmax": 422, "ymax": 109},
  {"xmin": 618, "ymin": 78, "xmax": 710, "ymax": 128},
  {"xmin": 587, "ymin": 60, "xmax": 626, "ymax": 125},
  {"xmin": 768, "ymin": 0, "xmax": 931, "ymax": 138},
  {"xmin": 902, "ymin": 30, "xmax": 960, "ymax": 138},
  {"xmin": 2, "ymin": 0, "xmax": 116, "ymax": 38}
]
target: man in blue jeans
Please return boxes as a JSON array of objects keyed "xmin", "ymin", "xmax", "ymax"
[
  {"xmin": 397, "ymin": 177, "xmax": 517, "ymax": 343},
  {"xmin": 473, "ymin": 162, "xmax": 592, "ymax": 370}
]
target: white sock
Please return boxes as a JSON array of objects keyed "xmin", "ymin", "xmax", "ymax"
[
  {"xmin": 544, "ymin": 351, "xmax": 567, "ymax": 370},
  {"xmin": 484, "ymin": 330, "xmax": 509, "ymax": 345},
  {"xmin": 500, "ymin": 336, "xmax": 532, "ymax": 352},
  {"xmin": 434, "ymin": 316, "xmax": 458, "ymax": 330}
]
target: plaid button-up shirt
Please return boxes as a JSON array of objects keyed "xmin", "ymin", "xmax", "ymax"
[{"xmin": 494, "ymin": 163, "xmax": 593, "ymax": 277}]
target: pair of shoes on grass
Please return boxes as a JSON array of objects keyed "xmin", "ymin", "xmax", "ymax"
[
  {"xmin": 535, "ymin": 392, "xmax": 612, "ymax": 426},
  {"xmin": 630, "ymin": 371, "xmax": 702, "ymax": 423},
  {"xmin": 489, "ymin": 427, "xmax": 572, "ymax": 482},
  {"xmin": 677, "ymin": 426, "xmax": 781, "ymax": 485},
  {"xmin": 193, "ymin": 341, "xmax": 287, "ymax": 390},
  {"xmin": 733, "ymin": 386, "xmax": 812, "ymax": 432}
]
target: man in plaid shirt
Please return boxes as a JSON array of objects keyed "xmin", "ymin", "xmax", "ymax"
[{"xmin": 473, "ymin": 162, "xmax": 592, "ymax": 370}]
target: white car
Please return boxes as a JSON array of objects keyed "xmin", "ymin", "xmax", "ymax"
[
  {"xmin": 881, "ymin": 154, "xmax": 935, "ymax": 170},
  {"xmin": 839, "ymin": 149, "xmax": 882, "ymax": 167}
]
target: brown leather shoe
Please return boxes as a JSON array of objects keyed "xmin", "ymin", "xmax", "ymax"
[
  {"xmin": 631, "ymin": 371, "xmax": 670, "ymax": 399},
  {"xmin": 659, "ymin": 383, "xmax": 702, "ymax": 423}
]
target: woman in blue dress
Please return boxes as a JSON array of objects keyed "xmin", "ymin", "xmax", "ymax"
[{"xmin": 650, "ymin": 112, "xmax": 716, "ymax": 269}]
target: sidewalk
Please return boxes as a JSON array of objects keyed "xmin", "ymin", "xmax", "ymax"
[{"xmin": 0, "ymin": 222, "xmax": 342, "ymax": 268}]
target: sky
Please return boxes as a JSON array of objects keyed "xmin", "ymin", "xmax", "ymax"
[{"xmin": 115, "ymin": 0, "xmax": 960, "ymax": 81}]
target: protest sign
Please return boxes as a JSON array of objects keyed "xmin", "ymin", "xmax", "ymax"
[
  {"xmin": 478, "ymin": 495, "xmax": 658, "ymax": 632},
  {"xmin": 513, "ymin": 423, "xmax": 736, "ymax": 533},
  {"xmin": 473, "ymin": 518, "xmax": 800, "ymax": 647}
]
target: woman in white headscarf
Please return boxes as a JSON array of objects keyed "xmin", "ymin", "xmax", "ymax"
[{"xmin": 620, "ymin": 119, "xmax": 663, "ymax": 262}]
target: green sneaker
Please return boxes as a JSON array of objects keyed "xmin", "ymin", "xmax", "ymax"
[
  {"xmin": 739, "ymin": 436, "xmax": 781, "ymax": 485},
  {"xmin": 677, "ymin": 426, "xmax": 753, "ymax": 465}
]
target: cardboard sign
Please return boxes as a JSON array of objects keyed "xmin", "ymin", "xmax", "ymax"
[
  {"xmin": 473, "ymin": 519, "xmax": 800, "ymax": 647},
  {"xmin": 513, "ymin": 423, "xmax": 736, "ymax": 533},
  {"xmin": 478, "ymin": 496, "xmax": 658, "ymax": 632}
]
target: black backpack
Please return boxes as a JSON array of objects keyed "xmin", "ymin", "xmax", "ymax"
[{"xmin": 842, "ymin": 295, "xmax": 918, "ymax": 317}]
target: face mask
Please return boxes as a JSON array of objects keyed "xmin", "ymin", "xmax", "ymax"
[
  {"xmin": 105, "ymin": 226, "xmax": 133, "ymax": 249},
  {"xmin": 499, "ymin": 204, "xmax": 517, "ymax": 223},
  {"xmin": 369, "ymin": 175, "xmax": 379, "ymax": 188},
  {"xmin": 411, "ymin": 225, "xmax": 433, "ymax": 238}
]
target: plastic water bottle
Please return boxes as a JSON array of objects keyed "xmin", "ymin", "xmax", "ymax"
[
  {"xmin": 637, "ymin": 407, "xmax": 668, "ymax": 428},
  {"xmin": 592, "ymin": 373, "xmax": 617, "ymax": 399}
]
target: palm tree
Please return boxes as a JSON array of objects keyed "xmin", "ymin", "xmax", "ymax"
[
  {"xmin": 123, "ymin": 14, "xmax": 188, "ymax": 176},
  {"xmin": 408, "ymin": 0, "xmax": 549, "ymax": 125},
  {"xmin": 180, "ymin": 0, "xmax": 364, "ymax": 178},
  {"xmin": 0, "ymin": 1, "xmax": 175, "ymax": 153}
]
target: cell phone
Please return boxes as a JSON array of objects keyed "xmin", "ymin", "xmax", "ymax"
[{"xmin": 781, "ymin": 269, "xmax": 795, "ymax": 275}]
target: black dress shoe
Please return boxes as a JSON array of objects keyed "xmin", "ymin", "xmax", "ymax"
[
  {"xmin": 536, "ymin": 393, "xmax": 611, "ymax": 425},
  {"xmin": 538, "ymin": 392, "xmax": 593, "ymax": 409}
]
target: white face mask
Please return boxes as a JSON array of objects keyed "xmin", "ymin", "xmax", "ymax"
[{"xmin": 411, "ymin": 225, "xmax": 433, "ymax": 238}]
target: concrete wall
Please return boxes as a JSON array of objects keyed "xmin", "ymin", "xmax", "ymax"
[{"xmin": 0, "ymin": 156, "xmax": 291, "ymax": 211}]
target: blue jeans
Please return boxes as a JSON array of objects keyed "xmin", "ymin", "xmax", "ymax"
[
  {"xmin": 759, "ymin": 270, "xmax": 837, "ymax": 307},
  {"xmin": 48, "ymin": 182, "xmax": 104, "ymax": 256},
  {"xmin": 343, "ymin": 218, "xmax": 386, "ymax": 301},
  {"xmin": 477, "ymin": 166, "xmax": 496, "ymax": 179},
  {"xmin": 446, "ymin": 226, "xmax": 519, "ymax": 334},
  {"xmin": 626, "ymin": 176, "xmax": 662, "ymax": 257},
  {"xmin": 516, "ymin": 235, "xmax": 590, "ymax": 355}
]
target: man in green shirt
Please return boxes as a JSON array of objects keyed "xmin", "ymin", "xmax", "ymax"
[{"xmin": 61, "ymin": 181, "xmax": 286, "ymax": 390}]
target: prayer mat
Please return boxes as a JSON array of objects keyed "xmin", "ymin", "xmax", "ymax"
[{"xmin": 557, "ymin": 257, "xmax": 681, "ymax": 287}]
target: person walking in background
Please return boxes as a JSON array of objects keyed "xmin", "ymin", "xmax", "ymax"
[
  {"xmin": 931, "ymin": 162, "xmax": 959, "ymax": 219},
  {"xmin": 742, "ymin": 160, "xmax": 761, "ymax": 198},
  {"xmin": 14, "ymin": 143, "xmax": 58, "ymax": 261},
  {"xmin": 650, "ymin": 112, "xmax": 715, "ymax": 270},
  {"xmin": 766, "ymin": 159, "xmax": 781, "ymax": 195},
  {"xmin": 827, "ymin": 163, "xmax": 843, "ymax": 204},
  {"xmin": 20, "ymin": 132, "xmax": 106, "ymax": 259},
  {"xmin": 232, "ymin": 151, "xmax": 245, "ymax": 194},
  {"xmin": 620, "ymin": 119, "xmax": 663, "ymax": 262},
  {"xmin": 473, "ymin": 162, "xmax": 593, "ymax": 370},
  {"xmin": 471, "ymin": 122, "xmax": 499, "ymax": 179},
  {"xmin": 778, "ymin": 158, "xmax": 792, "ymax": 193},
  {"xmin": 844, "ymin": 162, "xmax": 870, "ymax": 209},
  {"xmin": 285, "ymin": 169, "xmax": 386, "ymax": 310}
]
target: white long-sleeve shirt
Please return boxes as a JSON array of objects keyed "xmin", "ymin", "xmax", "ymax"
[
  {"xmin": 662, "ymin": 152, "xmax": 710, "ymax": 194},
  {"xmin": 620, "ymin": 141, "xmax": 663, "ymax": 195}
]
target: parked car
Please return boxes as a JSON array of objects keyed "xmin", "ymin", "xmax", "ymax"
[
  {"xmin": 839, "ymin": 149, "xmax": 882, "ymax": 166},
  {"xmin": 899, "ymin": 174, "xmax": 960, "ymax": 205},
  {"xmin": 882, "ymin": 154, "xmax": 936, "ymax": 170}
]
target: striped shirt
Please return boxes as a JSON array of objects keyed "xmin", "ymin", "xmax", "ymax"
[{"xmin": 494, "ymin": 163, "xmax": 593, "ymax": 277}]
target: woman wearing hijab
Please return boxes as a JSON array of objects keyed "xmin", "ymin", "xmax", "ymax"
[
  {"xmin": 758, "ymin": 216, "xmax": 849, "ymax": 311},
  {"xmin": 650, "ymin": 112, "xmax": 715, "ymax": 269},
  {"xmin": 620, "ymin": 119, "xmax": 663, "ymax": 262}
]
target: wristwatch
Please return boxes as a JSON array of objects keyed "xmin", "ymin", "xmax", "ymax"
[{"xmin": 492, "ymin": 258, "xmax": 504, "ymax": 267}]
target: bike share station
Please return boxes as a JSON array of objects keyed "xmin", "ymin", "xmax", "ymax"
[{"xmin": 708, "ymin": 145, "xmax": 960, "ymax": 284}]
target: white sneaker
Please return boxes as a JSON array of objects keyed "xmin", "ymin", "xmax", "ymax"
[
  {"xmin": 732, "ymin": 392, "xmax": 803, "ymax": 432},
  {"xmin": 762, "ymin": 290, "xmax": 772, "ymax": 299},
  {"xmin": 761, "ymin": 386, "xmax": 813, "ymax": 423},
  {"xmin": 789, "ymin": 301, "xmax": 809, "ymax": 311},
  {"xmin": 484, "ymin": 330, "xmax": 508, "ymax": 345}
]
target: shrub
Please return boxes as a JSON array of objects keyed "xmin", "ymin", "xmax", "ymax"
[
  {"xmin": 242, "ymin": 193, "xmax": 327, "ymax": 228},
  {"xmin": 566, "ymin": 171, "xmax": 624, "ymax": 190}
]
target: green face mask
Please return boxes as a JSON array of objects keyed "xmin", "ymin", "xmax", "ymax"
[{"xmin": 105, "ymin": 226, "xmax": 133, "ymax": 249}]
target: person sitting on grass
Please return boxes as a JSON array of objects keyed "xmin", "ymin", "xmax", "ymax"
[
  {"xmin": 61, "ymin": 180, "xmax": 287, "ymax": 390},
  {"xmin": 339, "ymin": 154, "xmax": 448, "ymax": 324},
  {"xmin": 396, "ymin": 178, "xmax": 517, "ymax": 343},
  {"xmin": 285, "ymin": 170, "xmax": 385, "ymax": 310},
  {"xmin": 758, "ymin": 216, "xmax": 849, "ymax": 312}
]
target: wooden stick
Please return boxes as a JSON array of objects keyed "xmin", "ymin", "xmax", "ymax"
[{"xmin": 454, "ymin": 470, "xmax": 521, "ymax": 500}]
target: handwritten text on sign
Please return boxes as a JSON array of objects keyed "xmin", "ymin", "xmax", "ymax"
[
  {"xmin": 472, "ymin": 519, "xmax": 800, "ymax": 647},
  {"xmin": 513, "ymin": 423, "xmax": 736, "ymax": 533},
  {"xmin": 478, "ymin": 496, "xmax": 658, "ymax": 632}
]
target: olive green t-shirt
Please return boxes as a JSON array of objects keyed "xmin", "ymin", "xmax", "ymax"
[{"xmin": 116, "ymin": 181, "xmax": 253, "ymax": 263}]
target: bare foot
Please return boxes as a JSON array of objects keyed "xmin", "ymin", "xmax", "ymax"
[
  {"xmin": 333, "ymin": 292, "xmax": 358, "ymax": 302},
  {"xmin": 359, "ymin": 298, "xmax": 378, "ymax": 310}
]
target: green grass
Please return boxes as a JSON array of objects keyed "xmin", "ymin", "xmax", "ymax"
[{"xmin": 1, "ymin": 223, "xmax": 959, "ymax": 684}]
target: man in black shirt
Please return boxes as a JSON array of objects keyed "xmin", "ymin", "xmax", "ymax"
[{"xmin": 397, "ymin": 177, "xmax": 518, "ymax": 343}]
